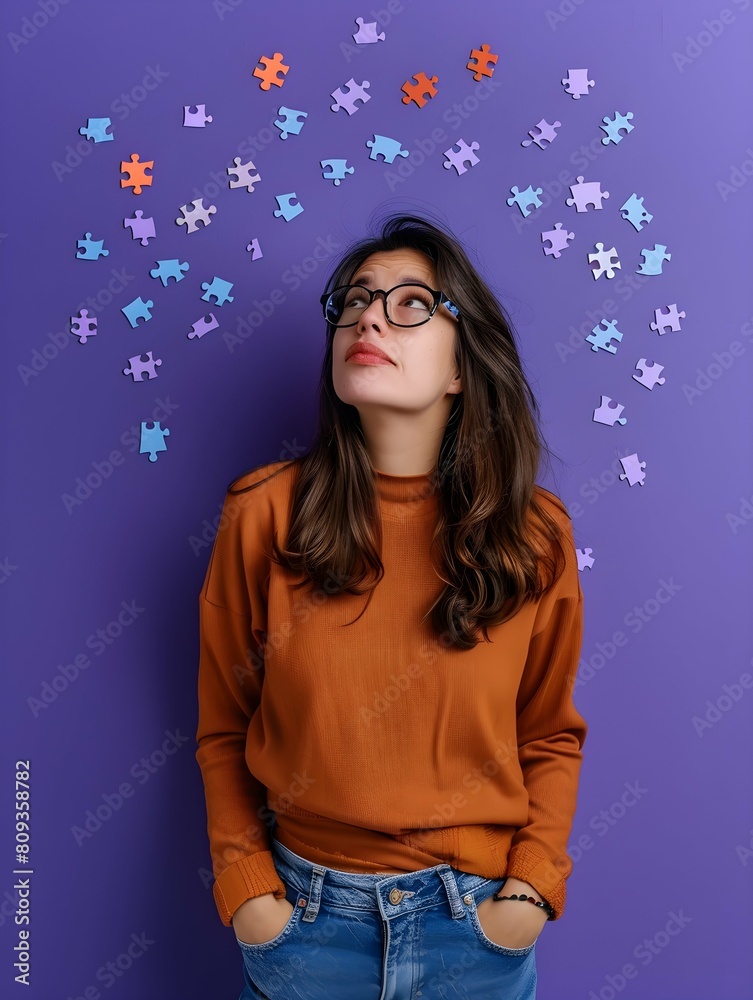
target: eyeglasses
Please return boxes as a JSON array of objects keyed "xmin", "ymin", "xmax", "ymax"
[{"xmin": 320, "ymin": 283, "xmax": 461, "ymax": 328}]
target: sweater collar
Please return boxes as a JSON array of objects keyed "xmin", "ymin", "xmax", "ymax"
[{"xmin": 374, "ymin": 467, "xmax": 438, "ymax": 505}]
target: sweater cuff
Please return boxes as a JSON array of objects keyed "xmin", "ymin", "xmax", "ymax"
[
  {"xmin": 505, "ymin": 841, "xmax": 568, "ymax": 921},
  {"xmin": 213, "ymin": 850, "xmax": 288, "ymax": 927}
]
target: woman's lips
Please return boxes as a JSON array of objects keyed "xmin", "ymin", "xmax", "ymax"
[{"xmin": 345, "ymin": 352, "xmax": 393, "ymax": 365}]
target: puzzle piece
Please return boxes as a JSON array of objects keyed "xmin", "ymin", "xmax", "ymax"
[
  {"xmin": 123, "ymin": 352, "xmax": 162, "ymax": 382},
  {"xmin": 70, "ymin": 309, "xmax": 97, "ymax": 344},
  {"xmin": 120, "ymin": 153, "xmax": 154, "ymax": 194},
  {"xmin": 121, "ymin": 296, "xmax": 154, "ymax": 328},
  {"xmin": 443, "ymin": 139, "xmax": 480, "ymax": 176},
  {"xmin": 79, "ymin": 117, "xmax": 113, "ymax": 143},
  {"xmin": 586, "ymin": 319, "xmax": 623, "ymax": 354},
  {"xmin": 366, "ymin": 134, "xmax": 409, "ymax": 163},
  {"xmin": 188, "ymin": 313, "xmax": 219, "ymax": 340},
  {"xmin": 561, "ymin": 68, "xmax": 594, "ymax": 99},
  {"xmin": 593, "ymin": 395, "xmax": 627, "ymax": 426},
  {"xmin": 566, "ymin": 175, "xmax": 609, "ymax": 211},
  {"xmin": 149, "ymin": 259, "xmax": 190, "ymax": 286},
  {"xmin": 620, "ymin": 193, "xmax": 653, "ymax": 231},
  {"xmin": 521, "ymin": 118, "xmax": 561, "ymax": 149},
  {"xmin": 123, "ymin": 210, "xmax": 156, "ymax": 245},
  {"xmin": 183, "ymin": 104, "xmax": 213, "ymax": 127},
  {"xmin": 401, "ymin": 72, "xmax": 438, "ymax": 108},
  {"xmin": 274, "ymin": 106, "xmax": 308, "ymax": 139},
  {"xmin": 541, "ymin": 223, "xmax": 575, "ymax": 258},
  {"xmin": 273, "ymin": 192, "xmax": 303, "ymax": 221},
  {"xmin": 600, "ymin": 111, "xmax": 634, "ymax": 146},
  {"xmin": 577, "ymin": 548, "xmax": 595, "ymax": 571},
  {"xmin": 320, "ymin": 159, "xmax": 355, "ymax": 186},
  {"xmin": 227, "ymin": 157, "xmax": 261, "ymax": 193},
  {"xmin": 331, "ymin": 78, "xmax": 371, "ymax": 114},
  {"xmin": 353, "ymin": 17, "xmax": 385, "ymax": 43},
  {"xmin": 246, "ymin": 237, "xmax": 263, "ymax": 259},
  {"xmin": 507, "ymin": 184, "xmax": 543, "ymax": 217},
  {"xmin": 633, "ymin": 359, "xmax": 666, "ymax": 389},
  {"xmin": 76, "ymin": 232, "xmax": 109, "ymax": 260},
  {"xmin": 201, "ymin": 276, "xmax": 234, "ymax": 306},
  {"xmin": 649, "ymin": 303, "xmax": 685, "ymax": 335},
  {"xmin": 176, "ymin": 198, "xmax": 216, "ymax": 233},
  {"xmin": 467, "ymin": 43, "xmax": 498, "ymax": 81},
  {"xmin": 140, "ymin": 421, "xmax": 170, "ymax": 462},
  {"xmin": 637, "ymin": 244, "xmax": 670, "ymax": 275},
  {"xmin": 619, "ymin": 453, "xmax": 646, "ymax": 487},
  {"xmin": 588, "ymin": 243, "xmax": 621, "ymax": 280},
  {"xmin": 253, "ymin": 52, "xmax": 289, "ymax": 90}
]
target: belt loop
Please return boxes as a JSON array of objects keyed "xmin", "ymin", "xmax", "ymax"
[
  {"xmin": 436, "ymin": 865, "xmax": 466, "ymax": 920},
  {"xmin": 302, "ymin": 865, "xmax": 327, "ymax": 923}
]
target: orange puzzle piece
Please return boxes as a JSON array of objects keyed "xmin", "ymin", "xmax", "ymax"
[
  {"xmin": 400, "ymin": 72, "xmax": 439, "ymax": 108},
  {"xmin": 253, "ymin": 52, "xmax": 289, "ymax": 90},
  {"xmin": 467, "ymin": 43, "xmax": 499, "ymax": 81},
  {"xmin": 120, "ymin": 154, "xmax": 154, "ymax": 195}
]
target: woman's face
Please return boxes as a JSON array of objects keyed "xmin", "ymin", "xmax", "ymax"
[{"xmin": 331, "ymin": 248, "xmax": 462, "ymax": 418}]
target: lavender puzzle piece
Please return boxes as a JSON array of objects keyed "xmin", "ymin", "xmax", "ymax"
[
  {"xmin": 124, "ymin": 211, "xmax": 156, "ymax": 245},
  {"xmin": 188, "ymin": 314, "xmax": 219, "ymax": 340}
]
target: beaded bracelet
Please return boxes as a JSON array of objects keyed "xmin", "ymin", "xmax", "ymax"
[{"xmin": 491, "ymin": 889, "xmax": 555, "ymax": 920}]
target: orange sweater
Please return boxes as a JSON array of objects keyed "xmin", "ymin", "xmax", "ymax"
[{"xmin": 195, "ymin": 460, "xmax": 587, "ymax": 928}]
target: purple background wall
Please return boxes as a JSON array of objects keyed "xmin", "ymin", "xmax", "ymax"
[{"xmin": 2, "ymin": 0, "xmax": 752, "ymax": 997}]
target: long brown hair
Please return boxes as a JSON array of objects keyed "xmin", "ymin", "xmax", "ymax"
[{"xmin": 229, "ymin": 209, "xmax": 574, "ymax": 650}]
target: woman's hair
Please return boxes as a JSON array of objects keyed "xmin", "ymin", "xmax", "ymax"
[{"xmin": 229, "ymin": 208, "xmax": 573, "ymax": 650}]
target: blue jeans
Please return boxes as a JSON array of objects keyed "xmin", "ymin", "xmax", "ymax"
[{"xmin": 236, "ymin": 836, "xmax": 537, "ymax": 999}]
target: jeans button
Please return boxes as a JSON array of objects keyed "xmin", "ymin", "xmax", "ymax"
[
  {"xmin": 389, "ymin": 888, "xmax": 404, "ymax": 904},
  {"xmin": 463, "ymin": 894, "xmax": 473, "ymax": 905}
]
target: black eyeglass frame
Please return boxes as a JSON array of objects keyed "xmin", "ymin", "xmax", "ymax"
[{"xmin": 319, "ymin": 282, "xmax": 461, "ymax": 328}]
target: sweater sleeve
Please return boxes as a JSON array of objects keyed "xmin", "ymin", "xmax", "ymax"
[
  {"xmin": 195, "ymin": 487, "xmax": 286, "ymax": 927},
  {"xmin": 505, "ymin": 507, "xmax": 588, "ymax": 921}
]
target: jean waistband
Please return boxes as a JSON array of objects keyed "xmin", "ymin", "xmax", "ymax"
[{"xmin": 271, "ymin": 836, "xmax": 498, "ymax": 923}]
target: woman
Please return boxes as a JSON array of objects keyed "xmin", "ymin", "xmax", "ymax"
[{"xmin": 195, "ymin": 210, "xmax": 588, "ymax": 999}]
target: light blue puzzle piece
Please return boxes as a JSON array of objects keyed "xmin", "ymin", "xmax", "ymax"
[
  {"xmin": 201, "ymin": 276, "xmax": 235, "ymax": 306},
  {"xmin": 79, "ymin": 118, "xmax": 114, "ymax": 143},
  {"xmin": 149, "ymin": 259, "xmax": 190, "ymax": 286},
  {"xmin": 600, "ymin": 111, "xmax": 634, "ymax": 146},
  {"xmin": 620, "ymin": 193, "xmax": 653, "ymax": 231},
  {"xmin": 273, "ymin": 193, "xmax": 304, "ymax": 221},
  {"xmin": 140, "ymin": 421, "xmax": 170, "ymax": 462},
  {"xmin": 636, "ymin": 244, "xmax": 671, "ymax": 276},
  {"xmin": 320, "ymin": 159, "xmax": 355, "ymax": 186},
  {"xmin": 366, "ymin": 134, "xmax": 409, "ymax": 163},
  {"xmin": 76, "ymin": 232, "xmax": 109, "ymax": 260},
  {"xmin": 585, "ymin": 319, "xmax": 623, "ymax": 354},
  {"xmin": 121, "ymin": 296, "xmax": 154, "ymax": 328},
  {"xmin": 274, "ymin": 106, "xmax": 308, "ymax": 139},
  {"xmin": 506, "ymin": 184, "xmax": 543, "ymax": 217}
]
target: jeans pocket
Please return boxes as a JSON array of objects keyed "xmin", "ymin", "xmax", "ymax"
[
  {"xmin": 466, "ymin": 882, "xmax": 537, "ymax": 957},
  {"xmin": 235, "ymin": 890, "xmax": 306, "ymax": 952}
]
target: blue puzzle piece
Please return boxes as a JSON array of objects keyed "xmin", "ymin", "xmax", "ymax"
[
  {"xmin": 76, "ymin": 232, "xmax": 109, "ymax": 260},
  {"xmin": 121, "ymin": 296, "xmax": 154, "ymax": 328},
  {"xmin": 585, "ymin": 319, "xmax": 623, "ymax": 354},
  {"xmin": 79, "ymin": 118, "xmax": 114, "ymax": 143},
  {"xmin": 274, "ymin": 106, "xmax": 308, "ymax": 139},
  {"xmin": 600, "ymin": 111, "xmax": 634, "ymax": 146},
  {"xmin": 273, "ymin": 193, "xmax": 304, "ymax": 221},
  {"xmin": 506, "ymin": 184, "xmax": 543, "ymax": 217},
  {"xmin": 366, "ymin": 134, "xmax": 409, "ymax": 163},
  {"xmin": 140, "ymin": 421, "xmax": 170, "ymax": 462},
  {"xmin": 620, "ymin": 193, "xmax": 653, "ymax": 232},
  {"xmin": 200, "ymin": 276, "xmax": 234, "ymax": 306},
  {"xmin": 320, "ymin": 159, "xmax": 355, "ymax": 186},
  {"xmin": 149, "ymin": 259, "xmax": 190, "ymax": 286},
  {"xmin": 636, "ymin": 244, "xmax": 671, "ymax": 276}
]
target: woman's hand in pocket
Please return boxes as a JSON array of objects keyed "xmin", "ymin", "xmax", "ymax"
[
  {"xmin": 232, "ymin": 892, "xmax": 295, "ymax": 946},
  {"xmin": 476, "ymin": 890, "xmax": 549, "ymax": 950}
]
